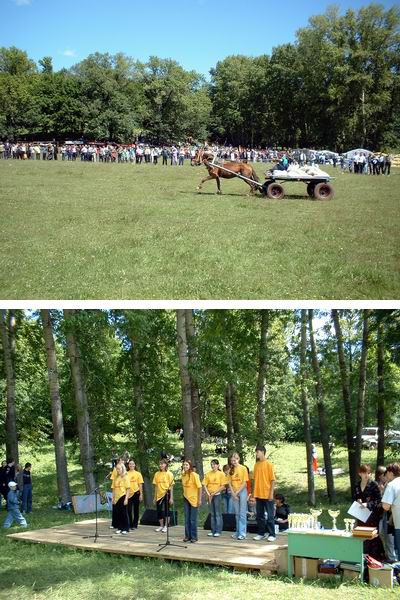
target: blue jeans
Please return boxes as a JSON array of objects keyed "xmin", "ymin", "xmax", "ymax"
[
  {"xmin": 210, "ymin": 494, "xmax": 223, "ymax": 534},
  {"xmin": 184, "ymin": 498, "xmax": 198, "ymax": 540},
  {"xmin": 3, "ymin": 508, "xmax": 27, "ymax": 528},
  {"xmin": 22, "ymin": 484, "xmax": 32, "ymax": 513},
  {"xmin": 233, "ymin": 488, "xmax": 248, "ymax": 538},
  {"xmin": 394, "ymin": 528, "xmax": 400, "ymax": 561},
  {"xmin": 223, "ymin": 491, "xmax": 234, "ymax": 514},
  {"xmin": 256, "ymin": 498, "xmax": 275, "ymax": 537}
]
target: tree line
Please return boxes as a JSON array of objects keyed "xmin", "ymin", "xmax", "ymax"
[
  {"xmin": 0, "ymin": 4, "xmax": 399, "ymax": 150},
  {"xmin": 1, "ymin": 309, "xmax": 399, "ymax": 507}
]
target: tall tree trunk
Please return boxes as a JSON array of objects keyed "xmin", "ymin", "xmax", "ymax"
[
  {"xmin": 224, "ymin": 383, "xmax": 235, "ymax": 455},
  {"xmin": 354, "ymin": 310, "xmax": 370, "ymax": 474},
  {"xmin": 127, "ymin": 324, "xmax": 153, "ymax": 507},
  {"xmin": 176, "ymin": 310, "xmax": 195, "ymax": 463},
  {"xmin": 64, "ymin": 309, "xmax": 96, "ymax": 494},
  {"xmin": 256, "ymin": 310, "xmax": 269, "ymax": 444},
  {"xmin": 230, "ymin": 383, "xmax": 244, "ymax": 460},
  {"xmin": 332, "ymin": 309, "xmax": 357, "ymax": 495},
  {"xmin": 300, "ymin": 310, "xmax": 315, "ymax": 507},
  {"xmin": 376, "ymin": 316, "xmax": 385, "ymax": 468},
  {"xmin": 0, "ymin": 310, "xmax": 19, "ymax": 463},
  {"xmin": 308, "ymin": 310, "xmax": 336, "ymax": 503},
  {"xmin": 184, "ymin": 309, "xmax": 203, "ymax": 479},
  {"xmin": 41, "ymin": 309, "xmax": 71, "ymax": 504}
]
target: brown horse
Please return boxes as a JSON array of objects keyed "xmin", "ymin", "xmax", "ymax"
[{"xmin": 194, "ymin": 149, "xmax": 260, "ymax": 194}]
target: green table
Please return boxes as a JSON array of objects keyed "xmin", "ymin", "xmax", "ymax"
[{"xmin": 288, "ymin": 530, "xmax": 365, "ymax": 580}]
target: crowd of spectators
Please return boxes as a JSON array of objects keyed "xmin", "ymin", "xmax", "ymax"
[{"xmin": 0, "ymin": 141, "xmax": 394, "ymax": 175}]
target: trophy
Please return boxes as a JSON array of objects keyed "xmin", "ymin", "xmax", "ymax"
[
  {"xmin": 328, "ymin": 509, "xmax": 340, "ymax": 531},
  {"xmin": 310, "ymin": 508, "xmax": 322, "ymax": 530}
]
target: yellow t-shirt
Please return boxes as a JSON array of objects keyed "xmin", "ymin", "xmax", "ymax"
[
  {"xmin": 202, "ymin": 470, "xmax": 228, "ymax": 494},
  {"xmin": 127, "ymin": 469, "xmax": 144, "ymax": 496},
  {"xmin": 152, "ymin": 470, "xmax": 174, "ymax": 501},
  {"xmin": 252, "ymin": 460, "xmax": 276, "ymax": 499},
  {"xmin": 182, "ymin": 472, "xmax": 202, "ymax": 507},
  {"xmin": 113, "ymin": 474, "xmax": 130, "ymax": 504},
  {"xmin": 229, "ymin": 464, "xmax": 249, "ymax": 492}
]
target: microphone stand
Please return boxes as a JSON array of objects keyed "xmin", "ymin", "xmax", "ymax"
[
  {"xmin": 157, "ymin": 486, "xmax": 186, "ymax": 552},
  {"xmin": 83, "ymin": 482, "xmax": 112, "ymax": 543}
]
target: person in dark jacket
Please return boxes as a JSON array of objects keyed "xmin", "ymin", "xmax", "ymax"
[
  {"xmin": 21, "ymin": 463, "xmax": 33, "ymax": 513},
  {"xmin": 354, "ymin": 463, "xmax": 384, "ymax": 560},
  {"xmin": 274, "ymin": 493, "xmax": 291, "ymax": 532}
]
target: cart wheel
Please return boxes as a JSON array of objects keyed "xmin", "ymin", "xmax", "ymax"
[
  {"xmin": 307, "ymin": 182, "xmax": 316, "ymax": 198},
  {"xmin": 313, "ymin": 182, "xmax": 334, "ymax": 201},
  {"xmin": 267, "ymin": 183, "xmax": 284, "ymax": 199}
]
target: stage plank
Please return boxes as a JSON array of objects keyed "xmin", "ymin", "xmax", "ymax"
[{"xmin": 8, "ymin": 519, "xmax": 288, "ymax": 574}]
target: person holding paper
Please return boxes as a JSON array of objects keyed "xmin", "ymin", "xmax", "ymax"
[{"xmin": 354, "ymin": 464, "xmax": 382, "ymax": 527}]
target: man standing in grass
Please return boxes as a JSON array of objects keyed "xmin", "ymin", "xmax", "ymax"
[{"xmin": 252, "ymin": 445, "xmax": 276, "ymax": 542}]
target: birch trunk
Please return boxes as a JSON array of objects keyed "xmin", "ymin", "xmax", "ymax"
[
  {"xmin": 64, "ymin": 309, "xmax": 96, "ymax": 493},
  {"xmin": 300, "ymin": 310, "xmax": 315, "ymax": 506},
  {"xmin": 354, "ymin": 310, "xmax": 370, "ymax": 474},
  {"xmin": 184, "ymin": 309, "xmax": 203, "ymax": 479},
  {"xmin": 176, "ymin": 310, "xmax": 195, "ymax": 462},
  {"xmin": 256, "ymin": 310, "xmax": 269, "ymax": 444},
  {"xmin": 41, "ymin": 309, "xmax": 71, "ymax": 504},
  {"xmin": 308, "ymin": 310, "xmax": 336, "ymax": 503},
  {"xmin": 0, "ymin": 310, "xmax": 19, "ymax": 463},
  {"xmin": 332, "ymin": 309, "xmax": 357, "ymax": 495}
]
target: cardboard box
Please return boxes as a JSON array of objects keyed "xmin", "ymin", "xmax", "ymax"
[
  {"xmin": 368, "ymin": 566, "xmax": 393, "ymax": 589},
  {"xmin": 294, "ymin": 557, "xmax": 319, "ymax": 579},
  {"xmin": 342, "ymin": 568, "xmax": 360, "ymax": 582}
]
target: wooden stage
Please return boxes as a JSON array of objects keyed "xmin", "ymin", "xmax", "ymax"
[{"xmin": 8, "ymin": 519, "xmax": 288, "ymax": 576}]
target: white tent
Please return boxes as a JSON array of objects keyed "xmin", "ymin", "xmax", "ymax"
[{"xmin": 343, "ymin": 148, "xmax": 373, "ymax": 158}]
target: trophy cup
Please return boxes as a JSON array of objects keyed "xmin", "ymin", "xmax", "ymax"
[
  {"xmin": 310, "ymin": 508, "xmax": 322, "ymax": 530},
  {"xmin": 328, "ymin": 509, "xmax": 340, "ymax": 531}
]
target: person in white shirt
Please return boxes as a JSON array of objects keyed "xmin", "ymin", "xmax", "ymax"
[{"xmin": 382, "ymin": 463, "xmax": 400, "ymax": 561}]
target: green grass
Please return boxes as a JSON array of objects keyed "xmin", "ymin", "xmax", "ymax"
[
  {"xmin": 0, "ymin": 441, "xmax": 395, "ymax": 599},
  {"xmin": 0, "ymin": 161, "xmax": 399, "ymax": 299}
]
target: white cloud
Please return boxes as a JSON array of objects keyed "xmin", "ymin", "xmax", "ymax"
[
  {"xmin": 61, "ymin": 49, "xmax": 77, "ymax": 57},
  {"xmin": 13, "ymin": 0, "xmax": 32, "ymax": 6}
]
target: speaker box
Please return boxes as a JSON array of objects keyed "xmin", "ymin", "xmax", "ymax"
[
  {"xmin": 140, "ymin": 508, "xmax": 178, "ymax": 527},
  {"xmin": 203, "ymin": 513, "xmax": 259, "ymax": 533}
]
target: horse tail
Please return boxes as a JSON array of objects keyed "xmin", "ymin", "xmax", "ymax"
[{"xmin": 251, "ymin": 166, "xmax": 259, "ymax": 182}]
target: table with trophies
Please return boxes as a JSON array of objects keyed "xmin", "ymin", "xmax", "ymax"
[{"xmin": 287, "ymin": 509, "xmax": 365, "ymax": 580}]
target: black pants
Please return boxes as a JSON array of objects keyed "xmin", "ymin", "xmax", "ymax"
[
  {"xmin": 128, "ymin": 491, "xmax": 140, "ymax": 528},
  {"xmin": 114, "ymin": 496, "xmax": 129, "ymax": 532},
  {"xmin": 156, "ymin": 492, "xmax": 171, "ymax": 524},
  {"xmin": 256, "ymin": 498, "xmax": 275, "ymax": 537}
]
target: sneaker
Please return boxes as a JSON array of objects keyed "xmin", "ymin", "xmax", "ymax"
[
  {"xmin": 155, "ymin": 526, "xmax": 163, "ymax": 532},
  {"xmin": 115, "ymin": 530, "xmax": 122, "ymax": 534},
  {"xmin": 213, "ymin": 533, "xmax": 221, "ymax": 537},
  {"xmin": 231, "ymin": 534, "xmax": 238, "ymax": 539},
  {"xmin": 253, "ymin": 534, "xmax": 266, "ymax": 541},
  {"xmin": 207, "ymin": 532, "xmax": 214, "ymax": 537},
  {"xmin": 190, "ymin": 539, "xmax": 198, "ymax": 543},
  {"xmin": 237, "ymin": 535, "xmax": 246, "ymax": 540},
  {"xmin": 161, "ymin": 526, "xmax": 167, "ymax": 533},
  {"xmin": 121, "ymin": 531, "xmax": 129, "ymax": 535},
  {"xmin": 267, "ymin": 535, "xmax": 276, "ymax": 542},
  {"xmin": 109, "ymin": 525, "xmax": 115, "ymax": 529}
]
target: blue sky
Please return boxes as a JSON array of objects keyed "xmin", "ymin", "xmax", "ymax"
[{"xmin": 2, "ymin": 0, "xmax": 398, "ymax": 75}]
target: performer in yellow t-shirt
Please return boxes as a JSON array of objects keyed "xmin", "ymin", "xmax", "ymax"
[
  {"xmin": 181, "ymin": 459, "xmax": 202, "ymax": 542},
  {"xmin": 202, "ymin": 459, "xmax": 227, "ymax": 537},
  {"xmin": 228, "ymin": 452, "xmax": 249, "ymax": 540},
  {"xmin": 252, "ymin": 445, "xmax": 276, "ymax": 541},
  {"xmin": 112, "ymin": 462, "xmax": 130, "ymax": 534},
  {"xmin": 152, "ymin": 459, "xmax": 174, "ymax": 533},
  {"xmin": 127, "ymin": 459, "xmax": 144, "ymax": 530},
  {"xmin": 108, "ymin": 457, "xmax": 124, "ymax": 529}
]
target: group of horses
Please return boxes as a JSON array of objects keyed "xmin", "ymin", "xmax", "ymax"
[{"xmin": 193, "ymin": 148, "xmax": 261, "ymax": 195}]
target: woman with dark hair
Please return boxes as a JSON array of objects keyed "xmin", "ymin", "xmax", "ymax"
[
  {"xmin": 354, "ymin": 463, "xmax": 384, "ymax": 560},
  {"xmin": 203, "ymin": 459, "xmax": 227, "ymax": 538},
  {"xmin": 127, "ymin": 459, "xmax": 144, "ymax": 530},
  {"xmin": 228, "ymin": 452, "xmax": 249, "ymax": 540},
  {"xmin": 153, "ymin": 458, "xmax": 174, "ymax": 533},
  {"xmin": 181, "ymin": 459, "xmax": 202, "ymax": 543}
]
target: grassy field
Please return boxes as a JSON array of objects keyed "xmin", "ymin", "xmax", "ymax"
[
  {"xmin": 0, "ymin": 160, "xmax": 399, "ymax": 299},
  {"xmin": 0, "ymin": 440, "xmax": 396, "ymax": 599}
]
